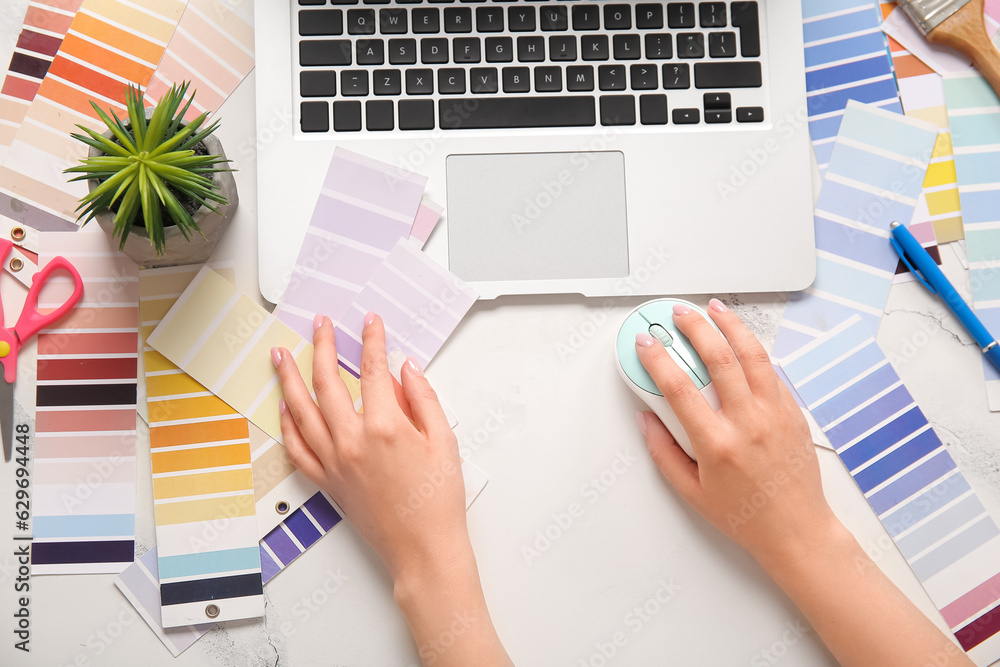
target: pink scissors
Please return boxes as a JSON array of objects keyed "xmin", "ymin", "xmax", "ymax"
[{"xmin": 0, "ymin": 238, "xmax": 84, "ymax": 461}]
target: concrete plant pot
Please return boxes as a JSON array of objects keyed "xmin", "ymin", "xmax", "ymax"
[{"xmin": 87, "ymin": 112, "xmax": 238, "ymax": 269}]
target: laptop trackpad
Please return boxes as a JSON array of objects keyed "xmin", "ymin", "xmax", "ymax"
[{"xmin": 446, "ymin": 152, "xmax": 629, "ymax": 282}]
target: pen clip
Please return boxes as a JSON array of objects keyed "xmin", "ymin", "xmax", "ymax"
[{"xmin": 890, "ymin": 235, "xmax": 937, "ymax": 295}]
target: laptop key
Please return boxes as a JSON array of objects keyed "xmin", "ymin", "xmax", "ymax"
[
  {"xmin": 731, "ymin": 2, "xmax": 760, "ymax": 57},
  {"xmin": 300, "ymin": 40, "xmax": 352, "ymax": 66},
  {"xmin": 329, "ymin": 0, "xmax": 359, "ymax": 4},
  {"xmin": 406, "ymin": 69, "xmax": 434, "ymax": 94},
  {"xmin": 356, "ymin": 39, "xmax": 384, "ymax": 65},
  {"xmin": 508, "ymin": 6, "xmax": 536, "ymax": 31},
  {"xmin": 672, "ymin": 107, "xmax": 699, "ymax": 124},
  {"xmin": 600, "ymin": 95, "xmax": 635, "ymax": 126},
  {"xmin": 471, "ymin": 67, "xmax": 499, "ymax": 93},
  {"xmin": 413, "ymin": 8, "xmax": 440, "ymax": 33},
  {"xmin": 438, "ymin": 68, "xmax": 466, "ymax": 94},
  {"xmin": 694, "ymin": 61, "xmax": 761, "ymax": 88},
  {"xmin": 300, "ymin": 101, "xmax": 330, "ymax": 132},
  {"xmin": 698, "ymin": 2, "xmax": 726, "ymax": 28},
  {"xmin": 365, "ymin": 100, "xmax": 394, "ymax": 130},
  {"xmin": 737, "ymin": 106, "xmax": 764, "ymax": 122},
  {"xmin": 399, "ymin": 100, "xmax": 435, "ymax": 130},
  {"xmin": 347, "ymin": 9, "xmax": 376, "ymax": 34},
  {"xmin": 549, "ymin": 36, "xmax": 576, "ymax": 61},
  {"xmin": 613, "ymin": 34, "xmax": 641, "ymax": 60},
  {"xmin": 333, "ymin": 100, "xmax": 362, "ymax": 131},
  {"xmin": 486, "ymin": 37, "xmax": 514, "ymax": 62},
  {"xmin": 639, "ymin": 94, "xmax": 668, "ymax": 124},
  {"xmin": 667, "ymin": 3, "xmax": 696, "ymax": 28},
  {"xmin": 534, "ymin": 66, "xmax": 562, "ymax": 92},
  {"xmin": 709, "ymin": 32, "xmax": 736, "ymax": 58},
  {"xmin": 517, "ymin": 36, "xmax": 545, "ymax": 62},
  {"xmin": 438, "ymin": 96, "xmax": 596, "ymax": 129},
  {"xmin": 476, "ymin": 7, "xmax": 504, "ymax": 31},
  {"xmin": 572, "ymin": 5, "xmax": 600, "ymax": 30},
  {"xmin": 300, "ymin": 0, "xmax": 327, "ymax": 4},
  {"xmin": 445, "ymin": 7, "xmax": 473, "ymax": 32},
  {"xmin": 598, "ymin": 65, "xmax": 626, "ymax": 91},
  {"xmin": 604, "ymin": 5, "xmax": 631, "ymax": 30},
  {"xmin": 566, "ymin": 65, "xmax": 595, "ymax": 91},
  {"xmin": 300, "ymin": 71, "xmax": 337, "ymax": 97},
  {"xmin": 703, "ymin": 92, "xmax": 730, "ymax": 109},
  {"xmin": 662, "ymin": 63, "xmax": 690, "ymax": 89},
  {"xmin": 645, "ymin": 33, "xmax": 672, "ymax": 59},
  {"xmin": 340, "ymin": 70, "xmax": 369, "ymax": 95},
  {"xmin": 636, "ymin": 4, "xmax": 663, "ymax": 29},
  {"xmin": 420, "ymin": 38, "xmax": 449, "ymax": 63},
  {"xmin": 389, "ymin": 38, "xmax": 417, "ymax": 64},
  {"xmin": 379, "ymin": 8, "xmax": 407, "ymax": 33},
  {"xmin": 454, "ymin": 38, "xmax": 482, "ymax": 63},
  {"xmin": 299, "ymin": 10, "xmax": 344, "ymax": 36},
  {"xmin": 502, "ymin": 67, "xmax": 531, "ymax": 92},
  {"xmin": 676, "ymin": 33, "xmax": 704, "ymax": 58},
  {"xmin": 540, "ymin": 6, "xmax": 568, "ymax": 31},
  {"xmin": 581, "ymin": 35, "xmax": 609, "ymax": 60},
  {"xmin": 373, "ymin": 69, "xmax": 402, "ymax": 94},
  {"xmin": 705, "ymin": 109, "xmax": 732, "ymax": 123},
  {"xmin": 629, "ymin": 64, "xmax": 657, "ymax": 90}
]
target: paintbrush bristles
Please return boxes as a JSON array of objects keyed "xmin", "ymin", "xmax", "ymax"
[{"xmin": 897, "ymin": 0, "xmax": 973, "ymax": 34}]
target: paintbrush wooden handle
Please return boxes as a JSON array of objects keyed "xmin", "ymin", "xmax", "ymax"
[{"xmin": 928, "ymin": 0, "xmax": 1000, "ymax": 97}]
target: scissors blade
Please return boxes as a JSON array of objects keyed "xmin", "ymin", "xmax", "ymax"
[{"xmin": 0, "ymin": 380, "xmax": 12, "ymax": 462}]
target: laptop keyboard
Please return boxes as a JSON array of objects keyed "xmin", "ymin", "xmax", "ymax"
[{"xmin": 295, "ymin": 0, "xmax": 766, "ymax": 133}]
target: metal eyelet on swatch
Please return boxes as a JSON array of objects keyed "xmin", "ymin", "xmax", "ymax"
[
  {"xmin": 206, "ymin": 604, "xmax": 220, "ymax": 619},
  {"xmin": 10, "ymin": 227, "xmax": 25, "ymax": 242},
  {"xmin": 8, "ymin": 258, "xmax": 22, "ymax": 272},
  {"xmin": 275, "ymin": 500, "xmax": 290, "ymax": 515}
]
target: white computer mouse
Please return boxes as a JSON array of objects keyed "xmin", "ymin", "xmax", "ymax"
[{"xmin": 615, "ymin": 298, "xmax": 721, "ymax": 461}]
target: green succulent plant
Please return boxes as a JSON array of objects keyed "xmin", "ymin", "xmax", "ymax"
[{"xmin": 65, "ymin": 81, "xmax": 230, "ymax": 256}]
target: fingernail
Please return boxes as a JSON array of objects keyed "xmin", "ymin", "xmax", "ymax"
[
  {"xmin": 405, "ymin": 356, "xmax": 423, "ymax": 376},
  {"xmin": 635, "ymin": 411, "xmax": 647, "ymax": 436},
  {"xmin": 364, "ymin": 311, "xmax": 376, "ymax": 328},
  {"xmin": 270, "ymin": 346, "xmax": 282, "ymax": 368},
  {"xmin": 313, "ymin": 313, "xmax": 324, "ymax": 331},
  {"xmin": 672, "ymin": 303, "xmax": 691, "ymax": 316},
  {"xmin": 278, "ymin": 399, "xmax": 287, "ymax": 416},
  {"xmin": 709, "ymin": 298, "xmax": 728, "ymax": 313},
  {"xmin": 636, "ymin": 332, "xmax": 656, "ymax": 347}
]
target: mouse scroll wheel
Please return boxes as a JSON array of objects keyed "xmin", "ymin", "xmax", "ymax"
[{"xmin": 648, "ymin": 324, "xmax": 674, "ymax": 347}]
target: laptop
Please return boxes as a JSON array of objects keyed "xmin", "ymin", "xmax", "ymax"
[{"xmin": 254, "ymin": 0, "xmax": 815, "ymax": 303}]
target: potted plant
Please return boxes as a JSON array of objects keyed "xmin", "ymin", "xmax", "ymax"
[{"xmin": 65, "ymin": 81, "xmax": 238, "ymax": 268}]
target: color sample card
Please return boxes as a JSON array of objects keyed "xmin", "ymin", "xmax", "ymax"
[
  {"xmin": 274, "ymin": 148, "xmax": 427, "ymax": 340},
  {"xmin": 140, "ymin": 265, "xmax": 263, "ymax": 628},
  {"xmin": 143, "ymin": 0, "xmax": 254, "ymax": 119},
  {"xmin": 334, "ymin": 239, "xmax": 479, "ymax": 378},
  {"xmin": 944, "ymin": 72, "xmax": 1000, "ymax": 412},
  {"xmin": 772, "ymin": 101, "xmax": 938, "ymax": 359},
  {"xmin": 147, "ymin": 266, "xmax": 362, "ymax": 442},
  {"xmin": 410, "ymin": 199, "xmax": 443, "ymax": 249},
  {"xmin": 780, "ymin": 316, "xmax": 1000, "ymax": 665},
  {"xmin": 0, "ymin": 0, "xmax": 85, "ymax": 164},
  {"xmin": 0, "ymin": 0, "xmax": 186, "ymax": 221},
  {"xmin": 801, "ymin": 0, "xmax": 902, "ymax": 172},
  {"xmin": 31, "ymin": 227, "xmax": 138, "ymax": 574}
]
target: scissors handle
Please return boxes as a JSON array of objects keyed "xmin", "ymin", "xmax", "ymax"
[{"xmin": 16, "ymin": 255, "xmax": 84, "ymax": 345}]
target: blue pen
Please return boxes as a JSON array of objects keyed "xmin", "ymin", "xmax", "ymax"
[{"xmin": 890, "ymin": 221, "xmax": 1000, "ymax": 374}]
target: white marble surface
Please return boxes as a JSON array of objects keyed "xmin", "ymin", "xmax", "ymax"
[{"xmin": 1, "ymin": 3, "xmax": 1000, "ymax": 666}]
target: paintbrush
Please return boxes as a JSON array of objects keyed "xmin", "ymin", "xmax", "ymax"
[{"xmin": 896, "ymin": 0, "xmax": 1000, "ymax": 95}]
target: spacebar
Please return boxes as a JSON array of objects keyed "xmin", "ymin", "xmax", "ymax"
[{"xmin": 439, "ymin": 97, "xmax": 597, "ymax": 129}]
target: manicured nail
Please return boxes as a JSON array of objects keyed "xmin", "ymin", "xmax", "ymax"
[
  {"xmin": 405, "ymin": 356, "xmax": 423, "ymax": 376},
  {"xmin": 364, "ymin": 311, "xmax": 376, "ymax": 328},
  {"xmin": 635, "ymin": 411, "xmax": 647, "ymax": 436},
  {"xmin": 270, "ymin": 346, "xmax": 282, "ymax": 368},
  {"xmin": 672, "ymin": 303, "xmax": 691, "ymax": 316},
  {"xmin": 636, "ymin": 332, "xmax": 656, "ymax": 347},
  {"xmin": 313, "ymin": 313, "xmax": 324, "ymax": 331},
  {"xmin": 278, "ymin": 399, "xmax": 287, "ymax": 416},
  {"xmin": 709, "ymin": 298, "xmax": 728, "ymax": 313}
]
